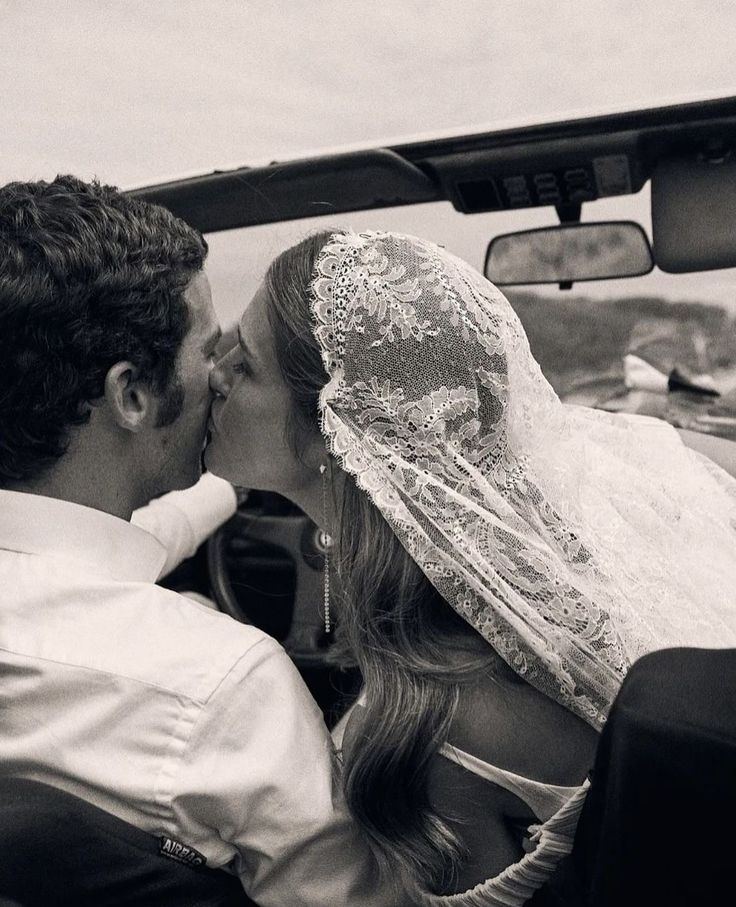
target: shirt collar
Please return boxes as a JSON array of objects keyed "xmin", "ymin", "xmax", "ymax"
[{"xmin": 0, "ymin": 490, "xmax": 167, "ymax": 582}]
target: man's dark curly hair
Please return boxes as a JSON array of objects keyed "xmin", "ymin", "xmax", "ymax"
[{"xmin": 0, "ymin": 174, "xmax": 208, "ymax": 486}]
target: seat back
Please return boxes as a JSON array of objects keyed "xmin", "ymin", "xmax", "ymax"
[
  {"xmin": 539, "ymin": 647, "xmax": 736, "ymax": 907},
  {"xmin": 0, "ymin": 777, "xmax": 249, "ymax": 907}
]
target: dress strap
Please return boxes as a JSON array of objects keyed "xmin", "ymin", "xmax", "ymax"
[{"xmin": 439, "ymin": 742, "xmax": 580, "ymax": 822}]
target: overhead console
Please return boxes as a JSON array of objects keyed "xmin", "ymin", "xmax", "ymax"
[
  {"xmin": 415, "ymin": 97, "xmax": 736, "ymax": 216},
  {"xmin": 129, "ymin": 96, "xmax": 736, "ymax": 233}
]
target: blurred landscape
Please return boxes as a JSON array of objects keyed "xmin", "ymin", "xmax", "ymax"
[{"xmin": 507, "ymin": 290, "xmax": 736, "ymax": 438}]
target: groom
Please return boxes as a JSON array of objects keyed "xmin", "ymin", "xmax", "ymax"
[{"xmin": 0, "ymin": 176, "xmax": 390, "ymax": 906}]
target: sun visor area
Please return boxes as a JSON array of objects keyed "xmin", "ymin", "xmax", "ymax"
[
  {"xmin": 130, "ymin": 150, "xmax": 439, "ymax": 232},
  {"xmin": 651, "ymin": 154, "xmax": 736, "ymax": 272}
]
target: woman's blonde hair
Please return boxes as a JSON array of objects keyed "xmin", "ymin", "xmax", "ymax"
[{"xmin": 264, "ymin": 231, "xmax": 496, "ymax": 894}]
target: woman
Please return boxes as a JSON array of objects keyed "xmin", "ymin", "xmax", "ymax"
[{"xmin": 205, "ymin": 229, "xmax": 736, "ymax": 905}]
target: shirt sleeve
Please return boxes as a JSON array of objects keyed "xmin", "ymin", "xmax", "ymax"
[
  {"xmin": 170, "ymin": 637, "xmax": 397, "ymax": 907},
  {"xmin": 131, "ymin": 473, "xmax": 237, "ymax": 579}
]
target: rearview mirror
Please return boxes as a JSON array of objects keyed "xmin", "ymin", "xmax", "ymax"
[{"xmin": 485, "ymin": 221, "xmax": 653, "ymax": 287}]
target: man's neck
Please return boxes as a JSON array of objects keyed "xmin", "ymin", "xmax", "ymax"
[{"xmin": 10, "ymin": 465, "xmax": 137, "ymax": 522}]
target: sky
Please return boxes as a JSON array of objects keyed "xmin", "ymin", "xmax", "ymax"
[{"xmin": 3, "ymin": 0, "xmax": 736, "ymax": 322}]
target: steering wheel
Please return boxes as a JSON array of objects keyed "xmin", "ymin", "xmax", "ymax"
[{"xmin": 207, "ymin": 497, "xmax": 333, "ymax": 668}]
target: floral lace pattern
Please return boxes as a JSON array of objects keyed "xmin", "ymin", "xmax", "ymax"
[{"xmin": 310, "ymin": 230, "xmax": 736, "ymax": 726}]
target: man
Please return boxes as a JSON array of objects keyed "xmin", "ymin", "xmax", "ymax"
[{"xmin": 0, "ymin": 176, "xmax": 389, "ymax": 906}]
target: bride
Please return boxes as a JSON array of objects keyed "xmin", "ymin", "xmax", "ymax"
[{"xmin": 205, "ymin": 229, "xmax": 736, "ymax": 905}]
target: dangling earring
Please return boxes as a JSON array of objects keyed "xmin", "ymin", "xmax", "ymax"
[{"xmin": 319, "ymin": 463, "xmax": 332, "ymax": 634}]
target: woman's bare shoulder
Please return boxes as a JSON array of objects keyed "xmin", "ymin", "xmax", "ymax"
[{"xmin": 448, "ymin": 670, "xmax": 598, "ymax": 786}]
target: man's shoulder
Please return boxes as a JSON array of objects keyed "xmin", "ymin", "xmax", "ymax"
[
  {"xmin": 106, "ymin": 584, "xmax": 286, "ymax": 703},
  {"xmin": 4, "ymin": 564, "xmax": 285, "ymax": 706}
]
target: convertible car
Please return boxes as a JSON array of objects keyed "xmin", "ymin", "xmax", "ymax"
[
  {"xmin": 4, "ymin": 95, "xmax": 736, "ymax": 907},
  {"xmin": 133, "ymin": 94, "xmax": 736, "ymax": 721}
]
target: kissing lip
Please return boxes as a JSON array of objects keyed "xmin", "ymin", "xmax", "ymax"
[{"xmin": 208, "ymin": 401, "xmax": 223, "ymax": 435}]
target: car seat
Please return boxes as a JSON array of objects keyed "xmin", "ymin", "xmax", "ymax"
[
  {"xmin": 0, "ymin": 777, "xmax": 251, "ymax": 906},
  {"xmin": 535, "ymin": 646, "xmax": 736, "ymax": 906}
]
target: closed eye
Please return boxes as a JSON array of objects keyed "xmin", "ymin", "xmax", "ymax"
[{"xmin": 232, "ymin": 360, "xmax": 251, "ymax": 376}]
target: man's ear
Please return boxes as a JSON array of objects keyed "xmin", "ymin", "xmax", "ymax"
[{"xmin": 103, "ymin": 362, "xmax": 153, "ymax": 432}]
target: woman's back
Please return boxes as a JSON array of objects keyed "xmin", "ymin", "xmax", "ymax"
[{"xmin": 428, "ymin": 670, "xmax": 598, "ymax": 894}]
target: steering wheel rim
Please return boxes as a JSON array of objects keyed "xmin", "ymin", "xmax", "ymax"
[{"xmin": 207, "ymin": 508, "xmax": 333, "ymax": 668}]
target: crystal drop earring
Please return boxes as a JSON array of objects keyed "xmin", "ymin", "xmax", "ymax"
[{"xmin": 319, "ymin": 463, "xmax": 332, "ymax": 634}]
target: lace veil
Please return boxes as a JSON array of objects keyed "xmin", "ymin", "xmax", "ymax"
[{"xmin": 309, "ymin": 230, "xmax": 736, "ymax": 727}]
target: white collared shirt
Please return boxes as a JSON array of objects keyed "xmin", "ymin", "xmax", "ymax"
[{"xmin": 0, "ymin": 479, "xmax": 389, "ymax": 907}]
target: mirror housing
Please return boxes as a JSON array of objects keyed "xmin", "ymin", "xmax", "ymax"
[
  {"xmin": 485, "ymin": 221, "xmax": 653, "ymax": 287},
  {"xmin": 652, "ymin": 152, "xmax": 736, "ymax": 273}
]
